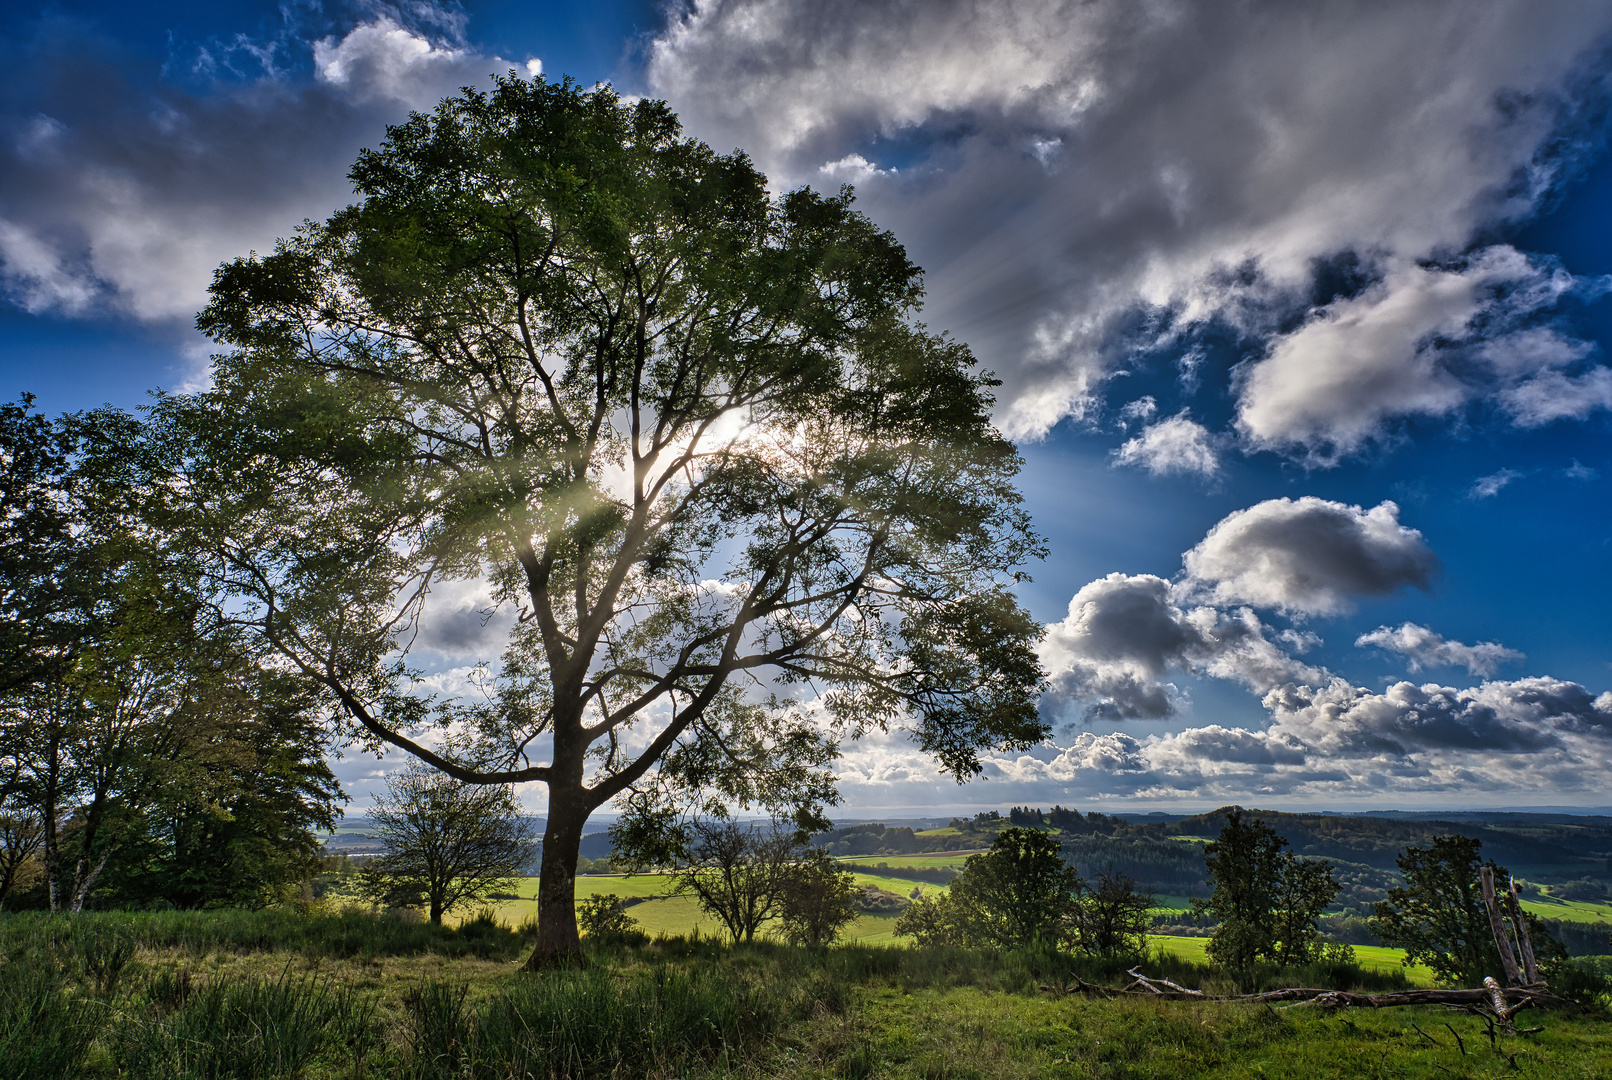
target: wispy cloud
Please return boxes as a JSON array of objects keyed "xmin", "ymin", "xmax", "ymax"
[{"xmin": 1469, "ymin": 468, "xmax": 1524, "ymax": 499}]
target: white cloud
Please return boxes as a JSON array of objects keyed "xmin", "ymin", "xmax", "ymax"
[
  {"xmin": 0, "ymin": 218, "xmax": 99, "ymax": 314},
  {"xmin": 1112, "ymin": 411, "xmax": 1221, "ymax": 478},
  {"xmin": 818, "ymin": 153, "xmax": 894, "ymax": 184},
  {"xmin": 1499, "ymin": 365, "xmax": 1612, "ymax": 426},
  {"xmin": 1039, "ymin": 572, "xmax": 1323, "ymax": 721},
  {"xmin": 0, "ymin": 10, "xmax": 511, "ymax": 326},
  {"xmin": 1468, "ymin": 469, "xmax": 1522, "ymax": 499},
  {"xmin": 1182, "ymin": 497, "xmax": 1437, "ymax": 616},
  {"xmin": 313, "ymin": 17, "xmax": 475, "ymax": 107},
  {"xmin": 1356, "ymin": 622, "xmax": 1524, "ymax": 676},
  {"xmin": 984, "ymin": 674, "xmax": 1612, "ymax": 803},
  {"xmin": 1234, "ymin": 249, "xmax": 1591, "ymax": 458},
  {"xmin": 648, "ymin": 0, "xmax": 1612, "ymax": 449}
]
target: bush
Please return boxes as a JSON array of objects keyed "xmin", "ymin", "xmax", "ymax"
[
  {"xmin": 853, "ymin": 886, "xmax": 910, "ymax": 914},
  {"xmin": 577, "ymin": 893, "xmax": 646, "ymax": 944}
]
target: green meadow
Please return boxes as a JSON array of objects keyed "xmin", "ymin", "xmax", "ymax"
[
  {"xmin": 469, "ymin": 875, "xmax": 1439, "ymax": 981},
  {"xmin": 4, "ymin": 907, "xmax": 1605, "ymax": 1080}
]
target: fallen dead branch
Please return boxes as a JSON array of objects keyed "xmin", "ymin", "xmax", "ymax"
[{"xmin": 1038, "ymin": 975, "xmax": 1578, "ymax": 1018}]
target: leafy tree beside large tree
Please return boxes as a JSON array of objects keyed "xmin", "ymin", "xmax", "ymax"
[
  {"xmin": 155, "ymin": 76, "xmax": 1045, "ymax": 965},
  {"xmin": 895, "ymin": 827, "xmax": 1082, "ymax": 948}
]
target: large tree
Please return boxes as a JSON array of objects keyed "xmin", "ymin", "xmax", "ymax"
[{"xmin": 155, "ymin": 76, "xmax": 1045, "ymax": 965}]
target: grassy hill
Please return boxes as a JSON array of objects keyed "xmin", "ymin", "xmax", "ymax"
[{"xmin": 6, "ymin": 908, "xmax": 1607, "ymax": 1079}]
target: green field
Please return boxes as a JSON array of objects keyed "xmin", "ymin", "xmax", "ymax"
[
  {"xmin": 837, "ymin": 853, "xmax": 981, "ymax": 868},
  {"xmin": 1522, "ymin": 893, "xmax": 1612, "ymax": 923},
  {"xmin": 1149, "ymin": 935, "xmax": 1433, "ymax": 984},
  {"xmin": 469, "ymin": 877, "xmax": 1431, "ymax": 978}
]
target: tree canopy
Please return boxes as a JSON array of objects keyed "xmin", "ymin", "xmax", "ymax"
[
  {"xmin": 1371, "ymin": 835, "xmax": 1563, "ymax": 986},
  {"xmin": 1192, "ymin": 807, "xmax": 1342, "ymax": 973},
  {"xmin": 154, "ymin": 75, "xmax": 1046, "ymax": 963},
  {"xmin": 895, "ymin": 826, "xmax": 1083, "ymax": 948}
]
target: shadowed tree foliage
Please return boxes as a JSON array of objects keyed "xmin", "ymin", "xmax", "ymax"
[
  {"xmin": 1371, "ymin": 835, "xmax": 1564, "ymax": 986},
  {"xmin": 1192, "ymin": 807, "xmax": 1341, "ymax": 973},
  {"xmin": 359, "ymin": 764, "xmax": 535, "ymax": 925},
  {"xmin": 778, "ymin": 846, "xmax": 860, "ymax": 946},
  {"xmin": 154, "ymin": 75, "xmax": 1045, "ymax": 964},
  {"xmin": 1068, "ymin": 868, "xmax": 1155, "ymax": 958},
  {"xmin": 0, "ymin": 397, "xmax": 98, "ymax": 698},
  {"xmin": 895, "ymin": 827, "xmax": 1083, "ymax": 948}
]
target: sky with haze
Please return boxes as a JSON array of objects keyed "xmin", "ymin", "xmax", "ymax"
[{"xmin": 3, "ymin": 0, "xmax": 1611, "ymax": 817}]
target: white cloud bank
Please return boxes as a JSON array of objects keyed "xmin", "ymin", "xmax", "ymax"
[
  {"xmin": 1017, "ymin": 496, "xmax": 1611, "ymax": 802},
  {"xmin": 648, "ymin": 0, "xmax": 1612, "ymax": 457}
]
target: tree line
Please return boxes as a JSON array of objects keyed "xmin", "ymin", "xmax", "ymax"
[{"xmin": 0, "ymin": 401, "xmax": 340, "ymax": 912}]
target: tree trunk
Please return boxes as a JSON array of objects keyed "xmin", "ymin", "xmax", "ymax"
[{"xmin": 524, "ymin": 786, "xmax": 587, "ymax": 969}]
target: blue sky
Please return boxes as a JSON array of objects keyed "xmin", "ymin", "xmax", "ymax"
[{"xmin": 3, "ymin": 0, "xmax": 1611, "ymax": 815}]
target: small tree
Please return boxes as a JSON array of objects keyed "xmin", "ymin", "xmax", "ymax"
[
  {"xmin": 778, "ymin": 847, "xmax": 860, "ymax": 946},
  {"xmin": 1069, "ymin": 869, "xmax": 1155, "ymax": 958},
  {"xmin": 1371, "ymin": 835, "xmax": 1562, "ymax": 986},
  {"xmin": 672, "ymin": 819, "xmax": 797, "ymax": 944},
  {"xmin": 1269, "ymin": 851, "xmax": 1341, "ymax": 966},
  {"xmin": 1192, "ymin": 807, "xmax": 1340, "ymax": 973},
  {"xmin": 360, "ymin": 765, "xmax": 535, "ymax": 924},
  {"xmin": 895, "ymin": 827, "xmax": 1082, "ymax": 948}
]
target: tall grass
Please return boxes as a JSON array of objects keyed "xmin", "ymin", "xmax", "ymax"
[
  {"xmin": 0, "ymin": 949, "xmax": 107, "ymax": 1080},
  {"xmin": 404, "ymin": 962, "xmax": 790, "ymax": 1079},
  {"xmin": 0, "ymin": 909, "xmax": 1554, "ymax": 1080},
  {"xmin": 114, "ymin": 966, "xmax": 373, "ymax": 1080},
  {"xmin": 0, "ymin": 906, "xmax": 527, "ymax": 962}
]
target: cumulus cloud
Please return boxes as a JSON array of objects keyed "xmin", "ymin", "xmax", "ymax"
[
  {"xmin": 1182, "ymin": 497, "xmax": 1437, "ymax": 616},
  {"xmin": 986, "ymin": 675, "xmax": 1612, "ymax": 803},
  {"xmin": 312, "ymin": 16, "xmax": 476, "ymax": 107},
  {"xmin": 1356, "ymin": 622, "xmax": 1524, "ymax": 677},
  {"xmin": 1039, "ymin": 572, "xmax": 1323, "ymax": 720},
  {"xmin": 1017, "ymin": 490, "xmax": 1611, "ymax": 802},
  {"xmin": 0, "ymin": 8, "xmax": 517, "ymax": 329},
  {"xmin": 648, "ymin": 0, "xmax": 1612, "ymax": 451},
  {"xmin": 1112, "ymin": 411, "xmax": 1221, "ymax": 479}
]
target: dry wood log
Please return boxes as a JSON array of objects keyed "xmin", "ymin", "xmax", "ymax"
[
  {"xmin": 1481, "ymin": 867, "xmax": 1524, "ymax": 985},
  {"xmin": 1044, "ymin": 977, "xmax": 1577, "ymax": 1015},
  {"xmin": 1506, "ymin": 879, "xmax": 1541, "ymax": 985}
]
